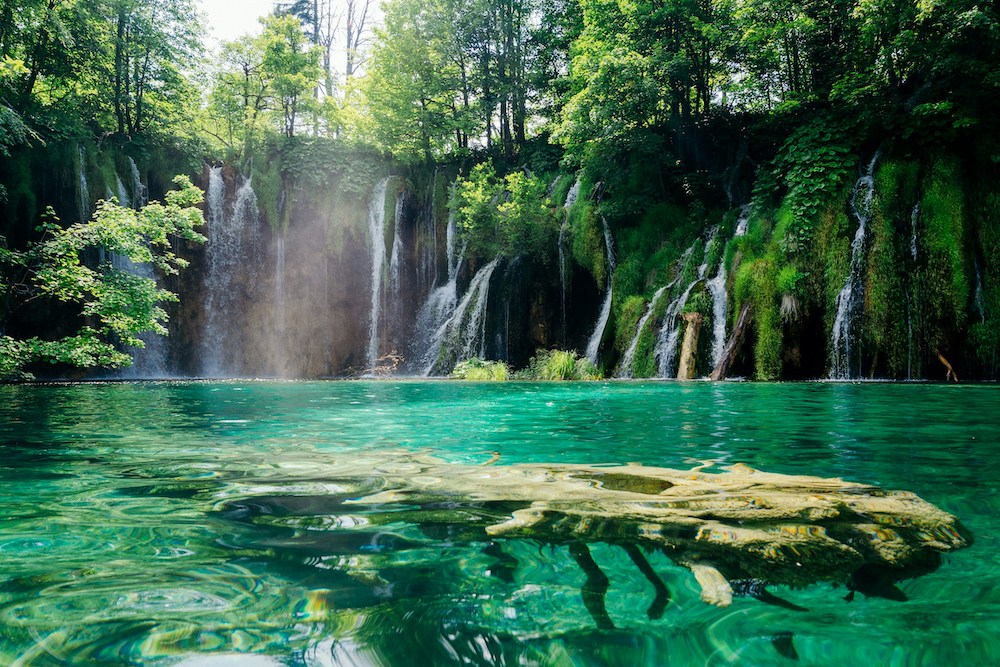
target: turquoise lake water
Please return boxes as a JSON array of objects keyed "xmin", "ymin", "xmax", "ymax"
[{"xmin": 0, "ymin": 380, "xmax": 998, "ymax": 666}]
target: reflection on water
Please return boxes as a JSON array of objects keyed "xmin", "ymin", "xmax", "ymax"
[{"xmin": 1, "ymin": 381, "xmax": 999, "ymax": 665}]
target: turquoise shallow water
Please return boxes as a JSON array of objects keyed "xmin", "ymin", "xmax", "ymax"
[{"xmin": 0, "ymin": 380, "xmax": 998, "ymax": 666}]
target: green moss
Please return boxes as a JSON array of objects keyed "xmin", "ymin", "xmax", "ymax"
[
  {"xmin": 857, "ymin": 159, "xmax": 920, "ymax": 377},
  {"xmin": 615, "ymin": 295, "xmax": 647, "ymax": 357},
  {"xmin": 612, "ymin": 257, "xmax": 644, "ymax": 305},
  {"xmin": 631, "ymin": 324, "xmax": 659, "ymax": 378},
  {"xmin": 684, "ymin": 289, "xmax": 711, "ymax": 316},
  {"xmin": 569, "ymin": 199, "xmax": 605, "ymax": 288},
  {"xmin": 252, "ymin": 154, "xmax": 286, "ymax": 231},
  {"xmin": 550, "ymin": 174, "xmax": 574, "ymax": 208},
  {"xmin": 3, "ymin": 153, "xmax": 37, "ymax": 224},
  {"xmin": 776, "ymin": 265, "xmax": 806, "ymax": 296},
  {"xmin": 971, "ymin": 190, "xmax": 1000, "ymax": 374},
  {"xmin": 921, "ymin": 157, "xmax": 968, "ymax": 348},
  {"xmin": 734, "ymin": 258, "xmax": 782, "ymax": 380}
]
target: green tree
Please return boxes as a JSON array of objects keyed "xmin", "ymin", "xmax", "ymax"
[
  {"xmin": 259, "ymin": 14, "xmax": 323, "ymax": 138},
  {"xmin": 0, "ymin": 176, "xmax": 205, "ymax": 380},
  {"xmin": 452, "ymin": 161, "xmax": 558, "ymax": 259},
  {"xmin": 360, "ymin": 0, "xmax": 461, "ymax": 161}
]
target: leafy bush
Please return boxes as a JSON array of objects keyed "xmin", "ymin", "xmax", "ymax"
[
  {"xmin": 451, "ymin": 358, "xmax": 510, "ymax": 380},
  {"xmin": 451, "ymin": 161, "xmax": 559, "ymax": 261},
  {"xmin": 517, "ymin": 349, "xmax": 603, "ymax": 380},
  {"xmin": 769, "ymin": 116, "xmax": 859, "ymax": 255},
  {"xmin": 0, "ymin": 176, "xmax": 206, "ymax": 380}
]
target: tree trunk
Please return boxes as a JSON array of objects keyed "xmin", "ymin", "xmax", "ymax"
[
  {"xmin": 21, "ymin": 0, "xmax": 58, "ymax": 102},
  {"xmin": 114, "ymin": 7, "xmax": 127, "ymax": 136},
  {"xmin": 677, "ymin": 312, "xmax": 704, "ymax": 379},
  {"xmin": 0, "ymin": 0, "xmax": 14, "ymax": 58},
  {"xmin": 710, "ymin": 303, "xmax": 752, "ymax": 381}
]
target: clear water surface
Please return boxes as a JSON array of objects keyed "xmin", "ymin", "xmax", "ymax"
[{"xmin": 0, "ymin": 381, "xmax": 998, "ymax": 666}]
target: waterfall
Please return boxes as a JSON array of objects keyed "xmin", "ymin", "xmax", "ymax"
[
  {"xmin": 114, "ymin": 172, "xmax": 131, "ymax": 209},
  {"xmin": 273, "ymin": 232, "xmax": 288, "ymax": 375},
  {"xmin": 411, "ymin": 187, "xmax": 470, "ymax": 374},
  {"xmin": 616, "ymin": 284, "xmax": 672, "ymax": 378},
  {"xmin": 366, "ymin": 178, "xmax": 392, "ymax": 370},
  {"xmin": 707, "ymin": 254, "xmax": 728, "ymax": 369},
  {"xmin": 910, "ymin": 203, "xmax": 920, "ymax": 261},
  {"xmin": 830, "ymin": 152, "xmax": 879, "ymax": 380},
  {"xmin": 129, "ymin": 157, "xmax": 148, "ymax": 209},
  {"xmin": 420, "ymin": 257, "xmax": 500, "ymax": 375},
  {"xmin": 974, "ymin": 257, "xmax": 986, "ymax": 324},
  {"xmin": 77, "ymin": 146, "xmax": 90, "ymax": 222},
  {"xmin": 558, "ymin": 179, "xmax": 581, "ymax": 344},
  {"xmin": 653, "ymin": 230, "xmax": 716, "ymax": 377},
  {"xmin": 702, "ymin": 206, "xmax": 752, "ymax": 368},
  {"xmin": 390, "ymin": 191, "xmax": 405, "ymax": 296},
  {"xmin": 584, "ymin": 217, "xmax": 616, "ymax": 364},
  {"xmin": 201, "ymin": 168, "xmax": 260, "ymax": 377},
  {"xmin": 734, "ymin": 204, "xmax": 750, "ymax": 238},
  {"xmin": 418, "ymin": 170, "xmax": 439, "ymax": 295}
]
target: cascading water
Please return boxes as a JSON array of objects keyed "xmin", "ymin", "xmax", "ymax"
[
  {"xmin": 422, "ymin": 257, "xmax": 501, "ymax": 375},
  {"xmin": 974, "ymin": 257, "xmax": 986, "ymax": 324},
  {"xmin": 706, "ymin": 255, "xmax": 728, "ymax": 369},
  {"xmin": 704, "ymin": 206, "xmax": 749, "ymax": 369},
  {"xmin": 77, "ymin": 146, "xmax": 90, "ymax": 222},
  {"xmin": 830, "ymin": 152, "xmax": 879, "ymax": 380},
  {"xmin": 366, "ymin": 177, "xmax": 392, "ymax": 370},
  {"xmin": 653, "ymin": 230, "xmax": 717, "ymax": 377},
  {"xmin": 201, "ymin": 168, "xmax": 260, "ymax": 377},
  {"xmin": 584, "ymin": 217, "xmax": 615, "ymax": 364},
  {"xmin": 129, "ymin": 157, "xmax": 148, "ymax": 209},
  {"xmin": 390, "ymin": 191, "xmax": 405, "ymax": 296},
  {"xmin": 412, "ymin": 183, "xmax": 474, "ymax": 375},
  {"xmin": 559, "ymin": 179, "xmax": 581, "ymax": 344},
  {"xmin": 910, "ymin": 203, "xmax": 920, "ymax": 261},
  {"xmin": 114, "ymin": 173, "xmax": 131, "ymax": 209},
  {"xmin": 272, "ymin": 232, "xmax": 288, "ymax": 375},
  {"xmin": 616, "ymin": 283, "xmax": 672, "ymax": 378},
  {"xmin": 734, "ymin": 205, "xmax": 751, "ymax": 238}
]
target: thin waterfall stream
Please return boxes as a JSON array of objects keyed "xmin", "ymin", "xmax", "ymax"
[
  {"xmin": 830, "ymin": 152, "xmax": 880, "ymax": 379},
  {"xmin": 654, "ymin": 229, "xmax": 717, "ymax": 377},
  {"xmin": 559, "ymin": 179, "xmax": 581, "ymax": 343},
  {"xmin": 584, "ymin": 217, "xmax": 615, "ymax": 364},
  {"xmin": 366, "ymin": 177, "xmax": 392, "ymax": 370},
  {"xmin": 616, "ymin": 283, "xmax": 671, "ymax": 378}
]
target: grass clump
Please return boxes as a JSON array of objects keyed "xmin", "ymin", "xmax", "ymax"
[
  {"xmin": 517, "ymin": 349, "xmax": 603, "ymax": 380},
  {"xmin": 451, "ymin": 358, "xmax": 511, "ymax": 381}
]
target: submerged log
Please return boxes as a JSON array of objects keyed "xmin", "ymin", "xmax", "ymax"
[
  {"xmin": 677, "ymin": 312, "xmax": 703, "ymax": 379},
  {"xmin": 710, "ymin": 303, "xmax": 752, "ymax": 381},
  {"xmin": 218, "ymin": 452, "xmax": 971, "ymax": 612}
]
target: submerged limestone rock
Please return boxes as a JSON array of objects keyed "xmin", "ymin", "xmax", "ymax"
[{"xmin": 217, "ymin": 452, "xmax": 970, "ymax": 615}]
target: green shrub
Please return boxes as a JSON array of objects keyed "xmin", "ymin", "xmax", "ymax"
[
  {"xmin": 451, "ymin": 358, "xmax": 510, "ymax": 381},
  {"xmin": 517, "ymin": 349, "xmax": 603, "ymax": 380}
]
